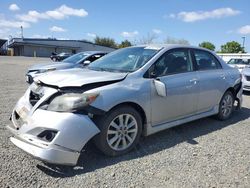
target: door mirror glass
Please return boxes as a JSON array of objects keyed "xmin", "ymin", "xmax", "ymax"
[{"xmin": 154, "ymin": 80, "xmax": 167, "ymax": 97}]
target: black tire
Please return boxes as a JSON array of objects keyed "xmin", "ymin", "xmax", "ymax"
[
  {"xmin": 94, "ymin": 105, "xmax": 142, "ymax": 156},
  {"xmin": 216, "ymin": 91, "xmax": 234, "ymax": 120},
  {"xmin": 52, "ymin": 57, "xmax": 57, "ymax": 62}
]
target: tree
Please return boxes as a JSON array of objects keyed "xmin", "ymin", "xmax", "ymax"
[
  {"xmin": 137, "ymin": 33, "xmax": 158, "ymax": 44},
  {"xmin": 199, "ymin": 41, "xmax": 215, "ymax": 51},
  {"xmin": 118, "ymin": 40, "xmax": 132, "ymax": 48},
  {"xmin": 164, "ymin": 37, "xmax": 189, "ymax": 45},
  {"xmin": 220, "ymin": 41, "xmax": 244, "ymax": 53},
  {"xmin": 94, "ymin": 36, "xmax": 117, "ymax": 48}
]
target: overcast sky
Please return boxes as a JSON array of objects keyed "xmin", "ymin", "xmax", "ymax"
[{"xmin": 0, "ymin": 0, "xmax": 249, "ymax": 51}]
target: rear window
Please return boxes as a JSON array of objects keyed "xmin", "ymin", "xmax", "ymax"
[{"xmin": 194, "ymin": 50, "xmax": 222, "ymax": 70}]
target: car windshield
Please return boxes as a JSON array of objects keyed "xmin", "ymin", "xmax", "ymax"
[
  {"xmin": 88, "ymin": 47, "xmax": 159, "ymax": 73},
  {"xmin": 228, "ymin": 58, "xmax": 250, "ymax": 65},
  {"xmin": 62, "ymin": 53, "xmax": 88, "ymax": 63}
]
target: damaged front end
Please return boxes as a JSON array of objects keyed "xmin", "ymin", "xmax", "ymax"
[{"xmin": 7, "ymin": 81, "xmax": 111, "ymax": 165}]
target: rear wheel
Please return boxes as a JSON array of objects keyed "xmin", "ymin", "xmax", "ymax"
[
  {"xmin": 216, "ymin": 91, "xmax": 234, "ymax": 120},
  {"xmin": 94, "ymin": 105, "xmax": 142, "ymax": 156}
]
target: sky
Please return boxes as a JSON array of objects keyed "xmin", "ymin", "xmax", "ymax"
[{"xmin": 0, "ymin": 0, "xmax": 250, "ymax": 51}]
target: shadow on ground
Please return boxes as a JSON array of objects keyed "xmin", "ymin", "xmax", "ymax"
[{"xmin": 37, "ymin": 107, "xmax": 250, "ymax": 177}]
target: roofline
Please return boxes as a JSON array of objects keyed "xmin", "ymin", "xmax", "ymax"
[
  {"xmin": 8, "ymin": 37, "xmax": 116, "ymax": 49},
  {"xmin": 8, "ymin": 42, "xmax": 80, "ymax": 49}
]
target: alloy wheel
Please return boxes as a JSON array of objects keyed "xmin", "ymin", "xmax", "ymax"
[
  {"xmin": 221, "ymin": 94, "xmax": 233, "ymax": 118},
  {"xmin": 106, "ymin": 114, "xmax": 138, "ymax": 151}
]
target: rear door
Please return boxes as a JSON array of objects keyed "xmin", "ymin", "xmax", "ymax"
[{"xmin": 192, "ymin": 49, "xmax": 227, "ymax": 113}]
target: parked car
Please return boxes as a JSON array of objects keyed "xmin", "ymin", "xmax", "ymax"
[
  {"xmin": 50, "ymin": 52, "xmax": 72, "ymax": 61},
  {"xmin": 227, "ymin": 58, "xmax": 250, "ymax": 72},
  {"xmin": 26, "ymin": 51, "xmax": 107, "ymax": 84},
  {"xmin": 8, "ymin": 45, "xmax": 242, "ymax": 165},
  {"xmin": 241, "ymin": 68, "xmax": 250, "ymax": 91}
]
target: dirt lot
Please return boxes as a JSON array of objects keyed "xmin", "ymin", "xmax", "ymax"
[{"xmin": 0, "ymin": 56, "xmax": 249, "ymax": 188}]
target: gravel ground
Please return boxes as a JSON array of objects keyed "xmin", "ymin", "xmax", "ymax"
[{"xmin": 0, "ymin": 56, "xmax": 249, "ymax": 188}]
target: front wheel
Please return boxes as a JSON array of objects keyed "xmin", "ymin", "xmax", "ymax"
[
  {"xmin": 216, "ymin": 91, "xmax": 234, "ymax": 120},
  {"xmin": 94, "ymin": 106, "xmax": 142, "ymax": 156}
]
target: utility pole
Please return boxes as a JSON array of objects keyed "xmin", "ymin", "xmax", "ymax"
[
  {"xmin": 242, "ymin": 36, "xmax": 246, "ymax": 52},
  {"xmin": 20, "ymin": 26, "xmax": 23, "ymax": 38}
]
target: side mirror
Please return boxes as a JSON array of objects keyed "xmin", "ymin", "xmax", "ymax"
[
  {"xmin": 154, "ymin": 79, "xmax": 167, "ymax": 97},
  {"xmin": 83, "ymin": 60, "xmax": 91, "ymax": 65}
]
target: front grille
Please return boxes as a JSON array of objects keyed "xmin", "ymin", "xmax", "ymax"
[
  {"xmin": 245, "ymin": 75, "xmax": 250, "ymax": 81},
  {"xmin": 29, "ymin": 91, "xmax": 42, "ymax": 106}
]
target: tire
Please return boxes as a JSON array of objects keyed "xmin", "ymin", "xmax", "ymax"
[
  {"xmin": 216, "ymin": 91, "xmax": 234, "ymax": 120},
  {"xmin": 52, "ymin": 57, "xmax": 56, "ymax": 62},
  {"xmin": 94, "ymin": 105, "xmax": 142, "ymax": 156}
]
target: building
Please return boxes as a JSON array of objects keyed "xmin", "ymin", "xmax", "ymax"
[
  {"xmin": 8, "ymin": 38, "xmax": 115, "ymax": 57},
  {"xmin": 217, "ymin": 53, "xmax": 250, "ymax": 62},
  {"xmin": 0, "ymin": 39, "xmax": 8, "ymax": 55}
]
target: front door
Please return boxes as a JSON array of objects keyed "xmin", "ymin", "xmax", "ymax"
[{"xmin": 149, "ymin": 48, "xmax": 199, "ymax": 126}]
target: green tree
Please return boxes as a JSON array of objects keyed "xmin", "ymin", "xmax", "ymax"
[
  {"xmin": 220, "ymin": 41, "xmax": 244, "ymax": 53},
  {"xmin": 118, "ymin": 40, "xmax": 132, "ymax": 48},
  {"xmin": 199, "ymin": 41, "xmax": 215, "ymax": 51},
  {"xmin": 94, "ymin": 36, "xmax": 117, "ymax": 48}
]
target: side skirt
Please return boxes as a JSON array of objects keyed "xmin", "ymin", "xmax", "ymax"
[{"xmin": 145, "ymin": 106, "xmax": 219, "ymax": 136}]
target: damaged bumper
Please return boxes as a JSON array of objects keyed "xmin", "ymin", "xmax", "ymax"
[{"xmin": 7, "ymin": 87, "xmax": 100, "ymax": 166}]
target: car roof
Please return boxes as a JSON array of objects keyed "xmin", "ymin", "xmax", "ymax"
[
  {"xmin": 132, "ymin": 44, "xmax": 211, "ymax": 52},
  {"xmin": 79, "ymin": 51, "xmax": 107, "ymax": 55}
]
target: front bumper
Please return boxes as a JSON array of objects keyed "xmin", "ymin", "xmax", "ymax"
[
  {"xmin": 242, "ymin": 79, "xmax": 250, "ymax": 91},
  {"xmin": 9, "ymin": 136, "xmax": 80, "ymax": 165},
  {"xmin": 7, "ymin": 87, "xmax": 100, "ymax": 165}
]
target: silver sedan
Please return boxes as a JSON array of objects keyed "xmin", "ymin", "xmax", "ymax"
[
  {"xmin": 8, "ymin": 44, "xmax": 242, "ymax": 165},
  {"xmin": 26, "ymin": 51, "xmax": 107, "ymax": 84}
]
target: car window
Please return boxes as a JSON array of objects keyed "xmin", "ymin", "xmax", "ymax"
[
  {"xmin": 152, "ymin": 49, "xmax": 193, "ymax": 77},
  {"xmin": 194, "ymin": 50, "xmax": 221, "ymax": 70},
  {"xmin": 86, "ymin": 54, "xmax": 104, "ymax": 62},
  {"xmin": 228, "ymin": 58, "xmax": 250, "ymax": 65},
  {"xmin": 89, "ymin": 47, "xmax": 159, "ymax": 73},
  {"xmin": 63, "ymin": 52, "xmax": 88, "ymax": 63}
]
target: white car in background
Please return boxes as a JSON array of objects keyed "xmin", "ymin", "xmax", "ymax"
[
  {"xmin": 227, "ymin": 58, "xmax": 250, "ymax": 72},
  {"xmin": 241, "ymin": 68, "xmax": 250, "ymax": 91}
]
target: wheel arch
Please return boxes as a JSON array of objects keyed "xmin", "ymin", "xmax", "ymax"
[{"xmin": 225, "ymin": 82, "xmax": 242, "ymax": 99}]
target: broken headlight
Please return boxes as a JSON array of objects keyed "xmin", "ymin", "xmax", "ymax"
[{"xmin": 47, "ymin": 93, "xmax": 99, "ymax": 112}]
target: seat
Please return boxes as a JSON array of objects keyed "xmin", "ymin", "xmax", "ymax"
[
  {"xmin": 167, "ymin": 57, "xmax": 187, "ymax": 74},
  {"xmin": 198, "ymin": 59, "xmax": 212, "ymax": 70}
]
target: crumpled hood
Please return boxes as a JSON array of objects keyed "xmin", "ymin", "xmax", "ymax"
[
  {"xmin": 35, "ymin": 68, "xmax": 128, "ymax": 87},
  {"xmin": 29, "ymin": 62, "xmax": 74, "ymax": 71}
]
